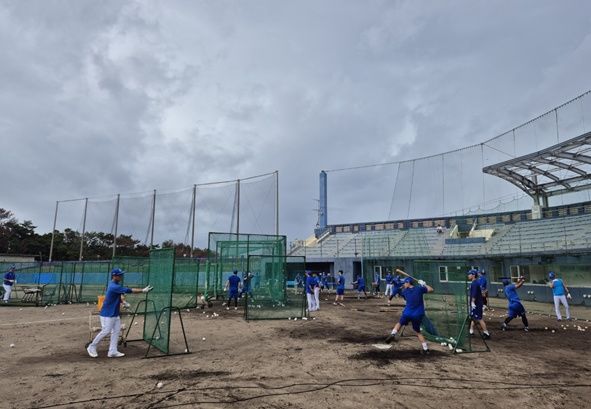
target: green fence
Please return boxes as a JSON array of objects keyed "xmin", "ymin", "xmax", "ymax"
[{"xmin": 245, "ymin": 255, "xmax": 306, "ymax": 320}]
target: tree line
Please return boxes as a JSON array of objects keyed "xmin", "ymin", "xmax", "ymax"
[{"xmin": 0, "ymin": 208, "xmax": 209, "ymax": 261}]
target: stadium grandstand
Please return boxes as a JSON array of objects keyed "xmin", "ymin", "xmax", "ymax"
[{"xmin": 289, "ymin": 91, "xmax": 591, "ymax": 304}]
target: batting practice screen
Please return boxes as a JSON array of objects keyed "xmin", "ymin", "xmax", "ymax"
[{"xmin": 143, "ymin": 248, "xmax": 175, "ymax": 354}]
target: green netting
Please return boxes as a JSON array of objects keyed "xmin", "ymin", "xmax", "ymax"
[
  {"xmin": 245, "ymin": 255, "xmax": 306, "ymax": 320},
  {"xmin": 112, "ymin": 256, "xmax": 150, "ymax": 307},
  {"xmin": 207, "ymin": 232, "xmax": 287, "ymax": 299},
  {"xmin": 172, "ymin": 258, "xmax": 203, "ymax": 308},
  {"xmin": 412, "ymin": 260, "xmax": 474, "ymax": 352},
  {"xmin": 143, "ymin": 248, "xmax": 175, "ymax": 354},
  {"xmin": 76, "ymin": 261, "xmax": 111, "ymax": 303}
]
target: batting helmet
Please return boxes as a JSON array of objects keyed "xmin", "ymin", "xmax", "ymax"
[
  {"xmin": 548, "ymin": 271, "xmax": 556, "ymax": 279},
  {"xmin": 502, "ymin": 278, "xmax": 511, "ymax": 286},
  {"xmin": 111, "ymin": 268, "xmax": 124, "ymax": 276},
  {"xmin": 403, "ymin": 277, "xmax": 413, "ymax": 284}
]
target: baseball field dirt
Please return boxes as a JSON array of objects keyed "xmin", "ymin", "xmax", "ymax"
[{"xmin": 0, "ymin": 295, "xmax": 589, "ymax": 408}]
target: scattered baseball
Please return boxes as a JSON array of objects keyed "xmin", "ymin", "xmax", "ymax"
[
  {"xmin": 544, "ymin": 327, "xmax": 548, "ymax": 330},
  {"xmin": 202, "ymin": 337, "xmax": 206, "ymax": 341},
  {"xmin": 9, "ymin": 344, "xmax": 15, "ymax": 348},
  {"xmin": 156, "ymin": 382, "xmax": 164, "ymax": 389},
  {"xmin": 551, "ymin": 330, "xmax": 555, "ymax": 333}
]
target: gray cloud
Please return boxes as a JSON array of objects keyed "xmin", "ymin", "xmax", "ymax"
[{"xmin": 1, "ymin": 0, "xmax": 590, "ymax": 246}]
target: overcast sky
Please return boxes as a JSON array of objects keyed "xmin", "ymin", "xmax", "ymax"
[{"xmin": 1, "ymin": 0, "xmax": 591, "ymax": 245}]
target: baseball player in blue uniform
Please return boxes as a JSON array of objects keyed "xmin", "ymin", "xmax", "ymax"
[
  {"xmin": 333, "ymin": 270, "xmax": 345, "ymax": 305},
  {"xmin": 384, "ymin": 271, "xmax": 394, "ymax": 301},
  {"xmin": 468, "ymin": 269, "xmax": 491, "ymax": 339},
  {"xmin": 548, "ymin": 272, "xmax": 571, "ymax": 321},
  {"xmin": 372, "ymin": 272, "xmax": 381, "ymax": 297},
  {"xmin": 87, "ymin": 268, "xmax": 153, "ymax": 358},
  {"xmin": 305, "ymin": 270, "xmax": 317, "ymax": 312},
  {"xmin": 354, "ymin": 275, "xmax": 367, "ymax": 299},
  {"xmin": 385, "ymin": 277, "xmax": 434, "ymax": 354},
  {"xmin": 501, "ymin": 277, "xmax": 529, "ymax": 331},
  {"xmin": 225, "ymin": 270, "xmax": 242, "ymax": 310},
  {"xmin": 239, "ymin": 271, "xmax": 254, "ymax": 300},
  {"xmin": 479, "ymin": 269, "xmax": 489, "ymax": 310},
  {"xmin": 3, "ymin": 265, "xmax": 16, "ymax": 304}
]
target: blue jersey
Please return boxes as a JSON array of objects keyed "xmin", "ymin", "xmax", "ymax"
[
  {"xmin": 551, "ymin": 279, "xmax": 566, "ymax": 296},
  {"xmin": 393, "ymin": 276, "xmax": 402, "ymax": 288},
  {"xmin": 100, "ymin": 281, "xmax": 132, "ymax": 318},
  {"xmin": 337, "ymin": 275, "xmax": 345, "ymax": 289},
  {"xmin": 228, "ymin": 275, "xmax": 241, "ymax": 291},
  {"xmin": 3, "ymin": 272, "xmax": 15, "ymax": 286},
  {"xmin": 305, "ymin": 276, "xmax": 315, "ymax": 294},
  {"xmin": 479, "ymin": 275, "xmax": 488, "ymax": 291},
  {"xmin": 357, "ymin": 277, "xmax": 365, "ymax": 287},
  {"xmin": 470, "ymin": 280, "xmax": 483, "ymax": 306},
  {"xmin": 321, "ymin": 275, "xmax": 328, "ymax": 286},
  {"xmin": 374, "ymin": 274, "xmax": 381, "ymax": 283},
  {"xmin": 504, "ymin": 284, "xmax": 521, "ymax": 304},
  {"xmin": 385, "ymin": 274, "xmax": 394, "ymax": 284},
  {"xmin": 401, "ymin": 285, "xmax": 428, "ymax": 316}
]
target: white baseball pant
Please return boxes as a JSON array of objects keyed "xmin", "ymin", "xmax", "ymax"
[
  {"xmin": 553, "ymin": 295, "xmax": 570, "ymax": 320},
  {"xmin": 2, "ymin": 284, "xmax": 12, "ymax": 302},
  {"xmin": 314, "ymin": 287, "xmax": 320, "ymax": 310},
  {"xmin": 385, "ymin": 284, "xmax": 393, "ymax": 297},
  {"xmin": 90, "ymin": 316, "xmax": 122, "ymax": 355},
  {"xmin": 306, "ymin": 293, "xmax": 316, "ymax": 312}
]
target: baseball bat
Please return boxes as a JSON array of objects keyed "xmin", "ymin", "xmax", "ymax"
[{"xmin": 395, "ymin": 269, "xmax": 418, "ymax": 282}]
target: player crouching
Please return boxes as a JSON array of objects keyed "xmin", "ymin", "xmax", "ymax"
[
  {"xmin": 501, "ymin": 276, "xmax": 529, "ymax": 332},
  {"xmin": 385, "ymin": 277, "xmax": 434, "ymax": 355}
]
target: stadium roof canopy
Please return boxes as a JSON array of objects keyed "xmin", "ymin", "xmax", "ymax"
[{"xmin": 483, "ymin": 130, "xmax": 591, "ymax": 202}]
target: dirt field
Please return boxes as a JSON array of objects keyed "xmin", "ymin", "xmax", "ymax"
[{"xmin": 1, "ymin": 294, "xmax": 590, "ymax": 409}]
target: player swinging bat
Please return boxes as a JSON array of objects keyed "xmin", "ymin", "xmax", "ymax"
[{"xmin": 386, "ymin": 270, "xmax": 434, "ymax": 355}]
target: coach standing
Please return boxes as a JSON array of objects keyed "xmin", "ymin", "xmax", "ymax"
[
  {"xmin": 3, "ymin": 265, "xmax": 16, "ymax": 304},
  {"xmin": 87, "ymin": 268, "xmax": 153, "ymax": 358}
]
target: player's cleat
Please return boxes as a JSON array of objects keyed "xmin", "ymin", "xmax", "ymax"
[
  {"xmin": 421, "ymin": 349, "xmax": 430, "ymax": 355},
  {"xmin": 501, "ymin": 323, "xmax": 508, "ymax": 331},
  {"xmin": 86, "ymin": 345, "xmax": 98, "ymax": 358},
  {"xmin": 481, "ymin": 333, "xmax": 491, "ymax": 340},
  {"xmin": 524, "ymin": 327, "xmax": 529, "ymax": 332},
  {"xmin": 385, "ymin": 333, "xmax": 398, "ymax": 344},
  {"xmin": 108, "ymin": 351, "xmax": 125, "ymax": 358},
  {"xmin": 226, "ymin": 307, "xmax": 230, "ymax": 310},
  {"xmin": 234, "ymin": 307, "xmax": 238, "ymax": 310}
]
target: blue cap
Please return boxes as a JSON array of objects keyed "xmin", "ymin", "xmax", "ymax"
[
  {"xmin": 111, "ymin": 268, "xmax": 124, "ymax": 276},
  {"xmin": 305, "ymin": 270, "xmax": 311, "ymax": 275},
  {"xmin": 403, "ymin": 277, "xmax": 413, "ymax": 284},
  {"xmin": 548, "ymin": 271, "xmax": 555, "ymax": 279},
  {"xmin": 467, "ymin": 269, "xmax": 477, "ymax": 276},
  {"xmin": 233, "ymin": 270, "xmax": 238, "ymax": 274},
  {"xmin": 502, "ymin": 278, "xmax": 511, "ymax": 286},
  {"xmin": 9, "ymin": 265, "xmax": 16, "ymax": 270}
]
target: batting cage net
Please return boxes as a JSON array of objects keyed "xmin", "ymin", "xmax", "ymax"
[
  {"xmin": 245, "ymin": 255, "xmax": 307, "ymax": 320},
  {"xmin": 143, "ymin": 248, "xmax": 175, "ymax": 355},
  {"xmin": 207, "ymin": 232, "xmax": 287, "ymax": 299},
  {"xmin": 412, "ymin": 260, "xmax": 479, "ymax": 352}
]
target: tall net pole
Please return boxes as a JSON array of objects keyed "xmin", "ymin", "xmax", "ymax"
[
  {"xmin": 112, "ymin": 194, "xmax": 120, "ymax": 259},
  {"xmin": 49, "ymin": 201, "xmax": 59, "ymax": 262},
  {"xmin": 79, "ymin": 197, "xmax": 88, "ymax": 261},
  {"xmin": 275, "ymin": 170, "xmax": 279, "ymax": 236},
  {"xmin": 150, "ymin": 189, "xmax": 156, "ymax": 249},
  {"xmin": 190, "ymin": 185, "xmax": 196, "ymax": 258}
]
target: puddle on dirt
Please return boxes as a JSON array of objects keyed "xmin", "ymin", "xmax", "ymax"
[{"xmin": 149, "ymin": 369, "xmax": 230, "ymax": 380}]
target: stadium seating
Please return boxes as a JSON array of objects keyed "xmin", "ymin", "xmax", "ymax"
[{"xmin": 290, "ymin": 211, "xmax": 591, "ymax": 259}]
